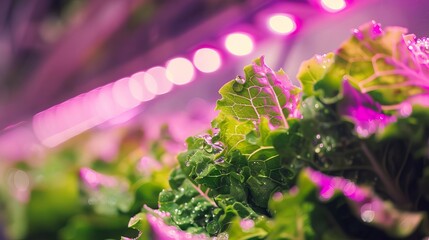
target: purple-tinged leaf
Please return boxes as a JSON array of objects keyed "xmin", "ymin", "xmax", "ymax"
[
  {"xmin": 138, "ymin": 206, "xmax": 210, "ymax": 240},
  {"xmin": 338, "ymin": 81, "xmax": 396, "ymax": 137},
  {"xmin": 306, "ymin": 168, "xmax": 424, "ymax": 237},
  {"xmin": 391, "ymin": 93, "xmax": 429, "ymax": 117},
  {"xmin": 297, "ymin": 21, "xmax": 429, "ymax": 106},
  {"xmin": 216, "ymin": 56, "xmax": 301, "ymax": 129},
  {"xmin": 79, "ymin": 167, "xmax": 118, "ymax": 190}
]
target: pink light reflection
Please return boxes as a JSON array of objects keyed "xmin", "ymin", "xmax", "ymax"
[
  {"xmin": 192, "ymin": 48, "xmax": 222, "ymax": 73},
  {"xmin": 166, "ymin": 57, "xmax": 195, "ymax": 85},
  {"xmin": 224, "ymin": 32, "xmax": 254, "ymax": 56},
  {"xmin": 32, "ymin": 79, "xmax": 142, "ymax": 147},
  {"xmin": 94, "ymin": 83, "xmax": 118, "ymax": 121},
  {"xmin": 146, "ymin": 66, "xmax": 173, "ymax": 95},
  {"xmin": 31, "ymin": 64, "xmax": 177, "ymax": 147},
  {"xmin": 267, "ymin": 14, "xmax": 297, "ymax": 35},
  {"xmin": 7, "ymin": 169, "xmax": 30, "ymax": 203},
  {"xmin": 79, "ymin": 167, "xmax": 118, "ymax": 190},
  {"xmin": 112, "ymin": 77, "xmax": 140, "ymax": 109},
  {"xmin": 129, "ymin": 71, "xmax": 156, "ymax": 102},
  {"xmin": 320, "ymin": 0, "xmax": 347, "ymax": 12}
]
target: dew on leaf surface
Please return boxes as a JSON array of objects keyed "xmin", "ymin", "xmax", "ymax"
[{"xmin": 234, "ymin": 75, "xmax": 246, "ymax": 84}]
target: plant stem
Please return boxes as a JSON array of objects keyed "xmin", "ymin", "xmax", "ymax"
[
  {"xmin": 360, "ymin": 142, "xmax": 409, "ymax": 206},
  {"xmin": 190, "ymin": 183, "xmax": 218, "ymax": 207}
]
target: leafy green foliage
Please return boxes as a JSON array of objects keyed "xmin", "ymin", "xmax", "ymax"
[
  {"xmin": 267, "ymin": 171, "xmax": 347, "ymax": 240},
  {"xmin": 299, "ymin": 90, "xmax": 429, "ymax": 215},
  {"xmin": 297, "ymin": 21, "xmax": 429, "ymax": 105},
  {"xmin": 11, "ymin": 21, "xmax": 428, "ymax": 240},
  {"xmin": 147, "ymin": 57, "xmax": 305, "ymax": 237},
  {"xmin": 216, "ymin": 56, "xmax": 301, "ymax": 128},
  {"xmin": 145, "ymin": 22, "xmax": 429, "ymax": 240}
]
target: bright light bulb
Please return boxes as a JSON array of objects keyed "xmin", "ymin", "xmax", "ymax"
[
  {"xmin": 112, "ymin": 77, "xmax": 140, "ymax": 109},
  {"xmin": 129, "ymin": 71, "xmax": 156, "ymax": 102},
  {"xmin": 224, "ymin": 32, "xmax": 254, "ymax": 56},
  {"xmin": 146, "ymin": 66, "xmax": 173, "ymax": 95},
  {"xmin": 166, "ymin": 57, "xmax": 195, "ymax": 85},
  {"xmin": 321, "ymin": 0, "xmax": 347, "ymax": 12},
  {"xmin": 193, "ymin": 48, "xmax": 222, "ymax": 73},
  {"xmin": 268, "ymin": 14, "xmax": 297, "ymax": 35}
]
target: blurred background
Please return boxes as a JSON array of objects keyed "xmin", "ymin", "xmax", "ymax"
[
  {"xmin": 0, "ymin": 0, "xmax": 428, "ymax": 239},
  {"xmin": 1, "ymin": 0, "xmax": 429, "ymax": 159}
]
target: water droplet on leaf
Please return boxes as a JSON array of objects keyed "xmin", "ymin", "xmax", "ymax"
[
  {"xmin": 370, "ymin": 20, "xmax": 383, "ymax": 39},
  {"xmin": 352, "ymin": 28, "xmax": 363, "ymax": 40},
  {"xmin": 234, "ymin": 75, "xmax": 246, "ymax": 84},
  {"xmin": 404, "ymin": 34, "xmax": 429, "ymax": 64},
  {"xmin": 315, "ymin": 54, "xmax": 332, "ymax": 69},
  {"xmin": 232, "ymin": 82, "xmax": 244, "ymax": 92},
  {"xmin": 360, "ymin": 203, "xmax": 375, "ymax": 223}
]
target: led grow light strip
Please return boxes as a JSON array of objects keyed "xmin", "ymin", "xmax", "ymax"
[{"xmin": 31, "ymin": 1, "xmax": 351, "ymax": 148}]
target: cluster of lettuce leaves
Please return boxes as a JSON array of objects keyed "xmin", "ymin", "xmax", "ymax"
[
  {"xmin": 0, "ymin": 125, "xmax": 177, "ymax": 240},
  {"xmin": 129, "ymin": 21, "xmax": 429, "ymax": 239}
]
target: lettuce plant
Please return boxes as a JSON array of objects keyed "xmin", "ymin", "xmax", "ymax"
[{"xmin": 129, "ymin": 21, "xmax": 429, "ymax": 239}]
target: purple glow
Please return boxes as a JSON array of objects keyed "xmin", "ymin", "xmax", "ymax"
[
  {"xmin": 267, "ymin": 14, "xmax": 297, "ymax": 35},
  {"xmin": 7, "ymin": 169, "xmax": 30, "ymax": 203},
  {"xmin": 31, "ymin": 62, "xmax": 174, "ymax": 147},
  {"xmin": 147, "ymin": 66, "xmax": 173, "ymax": 95},
  {"xmin": 404, "ymin": 33, "xmax": 429, "ymax": 65},
  {"xmin": 166, "ymin": 57, "xmax": 195, "ymax": 85},
  {"xmin": 112, "ymin": 77, "xmax": 140, "ymax": 109},
  {"xmin": 338, "ymin": 81, "xmax": 396, "ymax": 137},
  {"xmin": 252, "ymin": 56, "xmax": 302, "ymax": 120},
  {"xmin": 393, "ymin": 94, "xmax": 429, "ymax": 117},
  {"xmin": 306, "ymin": 168, "xmax": 366, "ymax": 202},
  {"xmin": 86, "ymin": 131, "xmax": 120, "ymax": 162},
  {"xmin": 370, "ymin": 20, "xmax": 383, "ymax": 39},
  {"xmin": 129, "ymin": 71, "xmax": 156, "ymax": 102},
  {"xmin": 239, "ymin": 219, "xmax": 255, "ymax": 231},
  {"xmin": 352, "ymin": 28, "xmax": 364, "ymax": 40},
  {"xmin": 33, "ymin": 90, "xmax": 100, "ymax": 147},
  {"xmin": 79, "ymin": 167, "xmax": 118, "ymax": 190},
  {"xmin": 224, "ymin": 32, "xmax": 254, "ymax": 56},
  {"xmin": 272, "ymin": 192, "xmax": 284, "ymax": 201},
  {"xmin": 192, "ymin": 48, "xmax": 222, "ymax": 73},
  {"xmin": 146, "ymin": 212, "xmax": 209, "ymax": 240},
  {"xmin": 137, "ymin": 156, "xmax": 162, "ymax": 177},
  {"xmin": 32, "ymin": 78, "xmax": 142, "ymax": 147},
  {"xmin": 306, "ymin": 168, "xmax": 423, "ymax": 232},
  {"xmin": 320, "ymin": 0, "xmax": 347, "ymax": 12},
  {"xmin": 94, "ymin": 83, "xmax": 118, "ymax": 120}
]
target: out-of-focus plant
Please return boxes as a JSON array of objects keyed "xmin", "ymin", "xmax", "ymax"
[
  {"xmin": 0, "ymin": 101, "xmax": 214, "ymax": 240},
  {"xmin": 129, "ymin": 22, "xmax": 429, "ymax": 239}
]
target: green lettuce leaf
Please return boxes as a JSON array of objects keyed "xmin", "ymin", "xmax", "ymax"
[
  {"xmin": 297, "ymin": 21, "xmax": 429, "ymax": 105},
  {"xmin": 216, "ymin": 56, "xmax": 301, "ymax": 128}
]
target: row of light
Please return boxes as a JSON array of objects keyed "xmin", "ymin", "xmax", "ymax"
[
  {"xmin": 320, "ymin": 0, "xmax": 347, "ymax": 12},
  {"xmin": 32, "ymin": 50, "xmax": 222, "ymax": 147},
  {"xmin": 32, "ymin": 0, "xmax": 348, "ymax": 147}
]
